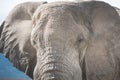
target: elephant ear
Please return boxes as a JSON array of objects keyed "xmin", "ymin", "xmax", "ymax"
[
  {"xmin": 0, "ymin": 2, "xmax": 47, "ymax": 78},
  {"xmin": 82, "ymin": 2, "xmax": 120, "ymax": 79}
]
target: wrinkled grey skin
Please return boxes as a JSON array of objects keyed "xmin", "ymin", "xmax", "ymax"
[
  {"xmin": 0, "ymin": 1, "xmax": 120, "ymax": 80},
  {"xmin": 31, "ymin": 1, "xmax": 120, "ymax": 80},
  {"xmin": 0, "ymin": 2, "xmax": 47, "ymax": 78}
]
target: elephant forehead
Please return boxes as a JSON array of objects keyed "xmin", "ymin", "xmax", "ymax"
[
  {"xmin": 32, "ymin": 2, "xmax": 91, "ymax": 41},
  {"xmin": 33, "ymin": 13, "xmax": 81, "ymax": 44},
  {"xmin": 32, "ymin": 2, "xmax": 77, "ymax": 25},
  {"xmin": 32, "ymin": 2, "xmax": 120, "ymax": 44}
]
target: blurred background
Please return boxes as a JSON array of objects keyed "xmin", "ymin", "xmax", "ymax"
[{"xmin": 0, "ymin": 0, "xmax": 120, "ymax": 24}]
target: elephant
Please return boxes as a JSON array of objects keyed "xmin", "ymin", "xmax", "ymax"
[
  {"xmin": 31, "ymin": 1, "xmax": 120, "ymax": 80},
  {"xmin": 1, "ymin": 1, "xmax": 120, "ymax": 80},
  {"xmin": 0, "ymin": 1, "xmax": 47, "ymax": 78}
]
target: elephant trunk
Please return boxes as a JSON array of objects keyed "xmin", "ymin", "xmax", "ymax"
[{"xmin": 34, "ymin": 47, "xmax": 73, "ymax": 80}]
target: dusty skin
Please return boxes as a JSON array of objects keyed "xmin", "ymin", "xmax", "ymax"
[{"xmin": 0, "ymin": 1, "xmax": 120, "ymax": 80}]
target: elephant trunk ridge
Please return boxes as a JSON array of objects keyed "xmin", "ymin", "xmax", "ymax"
[{"xmin": 38, "ymin": 49, "xmax": 73, "ymax": 80}]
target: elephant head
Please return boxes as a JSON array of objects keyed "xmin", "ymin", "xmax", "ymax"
[
  {"xmin": 1, "ymin": 1, "xmax": 120, "ymax": 80},
  {"xmin": 31, "ymin": 1, "xmax": 120, "ymax": 80},
  {"xmin": 31, "ymin": 2, "xmax": 85, "ymax": 80},
  {"xmin": 0, "ymin": 1, "xmax": 47, "ymax": 78}
]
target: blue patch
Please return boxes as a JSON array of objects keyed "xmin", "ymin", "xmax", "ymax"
[{"xmin": 0, "ymin": 53, "xmax": 32, "ymax": 80}]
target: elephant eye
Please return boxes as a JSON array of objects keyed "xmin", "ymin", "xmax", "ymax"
[
  {"xmin": 78, "ymin": 38, "xmax": 83, "ymax": 43},
  {"xmin": 31, "ymin": 38, "xmax": 37, "ymax": 47},
  {"xmin": 75, "ymin": 38, "xmax": 83, "ymax": 48},
  {"xmin": 77, "ymin": 35, "xmax": 84, "ymax": 43},
  {"xmin": 75, "ymin": 35, "xmax": 86, "ymax": 49},
  {"xmin": 33, "ymin": 40, "xmax": 36, "ymax": 45}
]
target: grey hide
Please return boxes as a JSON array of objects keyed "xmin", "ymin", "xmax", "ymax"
[{"xmin": 0, "ymin": 1, "xmax": 120, "ymax": 80}]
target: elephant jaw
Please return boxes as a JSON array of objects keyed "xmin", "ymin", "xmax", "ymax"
[{"xmin": 33, "ymin": 47, "xmax": 82, "ymax": 80}]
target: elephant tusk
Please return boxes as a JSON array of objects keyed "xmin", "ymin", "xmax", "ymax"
[{"xmin": 25, "ymin": 64, "xmax": 29, "ymax": 74}]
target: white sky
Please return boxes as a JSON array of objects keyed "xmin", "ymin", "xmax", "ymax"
[{"xmin": 0, "ymin": 0, "xmax": 120, "ymax": 24}]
